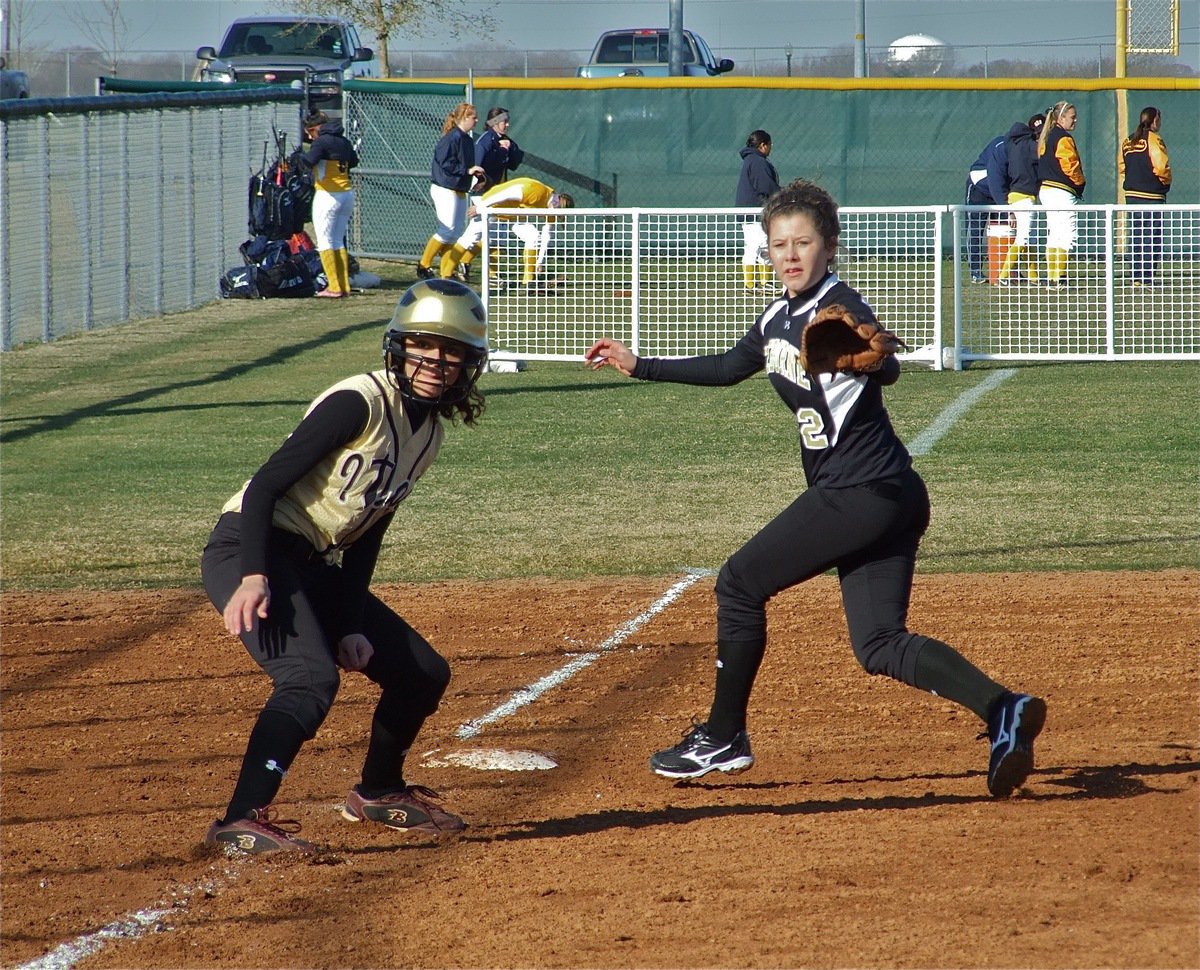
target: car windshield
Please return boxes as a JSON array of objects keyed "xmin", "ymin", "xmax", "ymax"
[
  {"xmin": 219, "ymin": 21, "xmax": 345, "ymax": 58},
  {"xmin": 595, "ymin": 32, "xmax": 696, "ymax": 64}
]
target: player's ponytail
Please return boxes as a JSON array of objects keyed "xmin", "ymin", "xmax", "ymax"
[{"xmin": 1132, "ymin": 106, "xmax": 1158, "ymax": 143}]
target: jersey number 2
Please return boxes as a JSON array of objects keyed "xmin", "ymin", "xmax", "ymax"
[{"xmin": 796, "ymin": 408, "xmax": 829, "ymax": 449}]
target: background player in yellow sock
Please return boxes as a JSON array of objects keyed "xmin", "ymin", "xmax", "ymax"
[
  {"xmin": 418, "ymin": 103, "xmax": 485, "ymax": 280},
  {"xmin": 442, "ymin": 177, "xmax": 574, "ymax": 291},
  {"xmin": 1037, "ymin": 101, "xmax": 1086, "ymax": 287},
  {"xmin": 997, "ymin": 112, "xmax": 1045, "ymax": 285},
  {"xmin": 734, "ymin": 130, "xmax": 780, "ymax": 291},
  {"xmin": 302, "ymin": 111, "xmax": 358, "ymax": 298}
]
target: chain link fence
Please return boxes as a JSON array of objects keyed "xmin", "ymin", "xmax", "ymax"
[
  {"xmin": 0, "ymin": 89, "xmax": 302, "ymax": 349},
  {"xmin": 345, "ymin": 81, "xmax": 467, "ymax": 261}
]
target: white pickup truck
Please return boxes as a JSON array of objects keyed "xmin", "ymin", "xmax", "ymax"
[{"xmin": 576, "ymin": 29, "xmax": 735, "ymax": 78}]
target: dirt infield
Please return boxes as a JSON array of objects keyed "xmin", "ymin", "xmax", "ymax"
[{"xmin": 2, "ymin": 570, "xmax": 1197, "ymax": 969}]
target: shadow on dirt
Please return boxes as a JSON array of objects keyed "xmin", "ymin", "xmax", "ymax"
[{"xmin": 478, "ymin": 757, "xmax": 1199, "ymax": 843}]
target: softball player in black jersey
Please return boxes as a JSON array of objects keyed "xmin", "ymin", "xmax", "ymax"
[
  {"xmin": 586, "ymin": 179, "xmax": 1045, "ymax": 798},
  {"xmin": 200, "ymin": 279, "xmax": 488, "ymax": 855}
]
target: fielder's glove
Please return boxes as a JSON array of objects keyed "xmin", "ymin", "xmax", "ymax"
[{"xmin": 799, "ymin": 304, "xmax": 908, "ymax": 374}]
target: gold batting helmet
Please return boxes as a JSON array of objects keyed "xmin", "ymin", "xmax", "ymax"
[{"xmin": 383, "ymin": 278, "xmax": 489, "ymax": 403}]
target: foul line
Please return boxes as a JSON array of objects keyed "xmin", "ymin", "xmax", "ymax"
[
  {"xmin": 455, "ymin": 568, "xmax": 715, "ymax": 740},
  {"xmin": 15, "ymin": 866, "xmax": 242, "ymax": 970},
  {"xmin": 906, "ymin": 368, "xmax": 1017, "ymax": 456}
]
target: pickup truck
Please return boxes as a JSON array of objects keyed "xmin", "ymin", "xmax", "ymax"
[
  {"xmin": 196, "ymin": 16, "xmax": 376, "ymax": 114},
  {"xmin": 577, "ymin": 29, "xmax": 734, "ymax": 78}
]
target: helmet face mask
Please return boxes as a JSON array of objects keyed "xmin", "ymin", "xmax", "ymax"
[
  {"xmin": 382, "ymin": 279, "xmax": 488, "ymax": 404},
  {"xmin": 384, "ymin": 332, "xmax": 486, "ymax": 403}
]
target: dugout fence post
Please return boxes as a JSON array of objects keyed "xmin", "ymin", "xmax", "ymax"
[
  {"xmin": 630, "ymin": 209, "xmax": 642, "ymax": 356},
  {"xmin": 932, "ymin": 206, "xmax": 946, "ymax": 371},
  {"xmin": 38, "ymin": 116, "xmax": 50, "ymax": 344},
  {"xmin": 1104, "ymin": 209, "xmax": 1117, "ymax": 360},
  {"xmin": 1, "ymin": 118, "xmax": 8, "ymax": 349},
  {"xmin": 950, "ymin": 206, "xmax": 963, "ymax": 371}
]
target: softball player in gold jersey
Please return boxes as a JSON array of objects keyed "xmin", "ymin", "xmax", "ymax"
[{"xmin": 200, "ymin": 279, "xmax": 488, "ymax": 855}]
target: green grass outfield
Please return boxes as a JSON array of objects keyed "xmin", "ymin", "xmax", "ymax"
[{"xmin": 1, "ymin": 260, "xmax": 1196, "ymax": 591}]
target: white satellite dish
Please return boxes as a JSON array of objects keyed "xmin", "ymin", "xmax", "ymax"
[{"xmin": 886, "ymin": 33, "xmax": 953, "ymax": 76}]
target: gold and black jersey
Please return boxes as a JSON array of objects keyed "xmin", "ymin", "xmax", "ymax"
[
  {"xmin": 1121, "ymin": 131, "xmax": 1172, "ymax": 201},
  {"xmin": 224, "ymin": 371, "xmax": 442, "ymax": 559}
]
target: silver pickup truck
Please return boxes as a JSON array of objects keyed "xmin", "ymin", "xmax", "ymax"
[
  {"xmin": 576, "ymin": 29, "xmax": 735, "ymax": 78},
  {"xmin": 196, "ymin": 16, "xmax": 376, "ymax": 114}
]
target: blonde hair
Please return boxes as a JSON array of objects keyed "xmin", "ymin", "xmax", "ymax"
[
  {"xmin": 442, "ymin": 102, "xmax": 477, "ymax": 136},
  {"xmin": 1039, "ymin": 100, "xmax": 1074, "ymax": 153}
]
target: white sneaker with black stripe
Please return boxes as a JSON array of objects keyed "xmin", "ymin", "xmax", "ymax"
[{"xmin": 650, "ymin": 720, "xmax": 754, "ymax": 779}]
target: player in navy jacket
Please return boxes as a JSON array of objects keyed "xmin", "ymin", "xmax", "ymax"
[
  {"xmin": 417, "ymin": 103, "xmax": 486, "ymax": 280},
  {"xmin": 475, "ymin": 107, "xmax": 524, "ymax": 185},
  {"xmin": 586, "ymin": 179, "xmax": 1045, "ymax": 798},
  {"xmin": 735, "ymin": 129, "xmax": 781, "ymax": 291},
  {"xmin": 964, "ymin": 133, "xmax": 1010, "ymax": 283}
]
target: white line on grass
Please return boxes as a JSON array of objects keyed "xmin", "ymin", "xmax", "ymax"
[
  {"xmin": 454, "ymin": 568, "xmax": 716, "ymax": 740},
  {"xmin": 906, "ymin": 368, "xmax": 1018, "ymax": 456}
]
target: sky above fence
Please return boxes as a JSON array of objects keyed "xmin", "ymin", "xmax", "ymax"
[{"xmin": 12, "ymin": 0, "xmax": 1200, "ymax": 72}]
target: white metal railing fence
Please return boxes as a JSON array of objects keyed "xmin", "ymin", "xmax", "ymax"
[
  {"xmin": 950, "ymin": 203, "xmax": 1200, "ymax": 365},
  {"xmin": 0, "ymin": 91, "xmax": 301, "ymax": 350},
  {"xmin": 479, "ymin": 206, "xmax": 946, "ymax": 365},
  {"xmin": 475, "ymin": 204, "xmax": 1198, "ymax": 369}
]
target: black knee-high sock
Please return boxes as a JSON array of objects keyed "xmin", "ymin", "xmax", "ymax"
[
  {"xmin": 359, "ymin": 707, "xmax": 424, "ymax": 797},
  {"xmin": 705, "ymin": 638, "xmax": 767, "ymax": 741},
  {"xmin": 223, "ymin": 708, "xmax": 308, "ymax": 824},
  {"xmin": 912, "ymin": 637, "xmax": 1006, "ymax": 721}
]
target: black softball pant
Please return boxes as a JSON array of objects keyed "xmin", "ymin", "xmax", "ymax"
[
  {"xmin": 200, "ymin": 513, "xmax": 451, "ymax": 744},
  {"xmin": 715, "ymin": 467, "xmax": 932, "ymax": 685}
]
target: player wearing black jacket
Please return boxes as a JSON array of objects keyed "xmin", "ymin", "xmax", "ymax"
[
  {"xmin": 586, "ymin": 179, "xmax": 1045, "ymax": 798},
  {"xmin": 1120, "ymin": 106, "xmax": 1172, "ymax": 286},
  {"xmin": 200, "ymin": 280, "xmax": 488, "ymax": 855}
]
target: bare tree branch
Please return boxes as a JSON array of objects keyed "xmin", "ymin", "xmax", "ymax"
[
  {"xmin": 274, "ymin": 0, "xmax": 497, "ymax": 77},
  {"xmin": 66, "ymin": 0, "xmax": 152, "ymax": 76}
]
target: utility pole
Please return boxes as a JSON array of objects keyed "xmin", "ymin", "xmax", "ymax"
[
  {"xmin": 854, "ymin": 0, "xmax": 866, "ymax": 78},
  {"xmin": 668, "ymin": 0, "xmax": 684, "ymax": 76}
]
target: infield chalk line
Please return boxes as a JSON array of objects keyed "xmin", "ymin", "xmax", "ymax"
[
  {"xmin": 15, "ymin": 865, "xmax": 244, "ymax": 970},
  {"xmin": 906, "ymin": 368, "xmax": 1018, "ymax": 456},
  {"xmin": 454, "ymin": 568, "xmax": 716, "ymax": 740}
]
